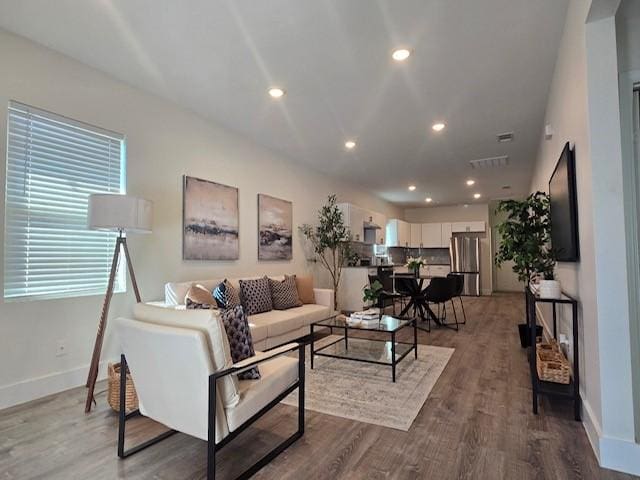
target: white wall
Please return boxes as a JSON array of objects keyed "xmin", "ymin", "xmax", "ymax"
[
  {"xmin": 529, "ymin": 0, "xmax": 603, "ymax": 449},
  {"xmin": 529, "ymin": 0, "xmax": 640, "ymax": 474},
  {"xmin": 404, "ymin": 204, "xmax": 492, "ymax": 294},
  {"xmin": 0, "ymin": 29, "xmax": 402, "ymax": 409}
]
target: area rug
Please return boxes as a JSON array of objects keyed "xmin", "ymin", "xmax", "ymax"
[{"xmin": 282, "ymin": 337, "xmax": 454, "ymax": 431}]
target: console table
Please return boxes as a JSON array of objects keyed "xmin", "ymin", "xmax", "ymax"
[{"xmin": 525, "ymin": 288, "xmax": 580, "ymax": 421}]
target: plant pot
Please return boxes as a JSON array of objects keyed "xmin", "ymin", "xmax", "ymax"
[
  {"xmin": 518, "ymin": 324, "xmax": 543, "ymax": 348},
  {"xmin": 538, "ymin": 279, "xmax": 561, "ymax": 299}
]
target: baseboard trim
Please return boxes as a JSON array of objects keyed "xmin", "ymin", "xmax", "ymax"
[
  {"xmin": 0, "ymin": 360, "xmax": 114, "ymax": 410},
  {"xmin": 582, "ymin": 397, "xmax": 602, "ymax": 461},
  {"xmin": 599, "ymin": 435, "xmax": 640, "ymax": 475}
]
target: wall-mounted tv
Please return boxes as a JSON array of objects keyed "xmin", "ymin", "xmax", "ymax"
[{"xmin": 549, "ymin": 142, "xmax": 579, "ymax": 262}]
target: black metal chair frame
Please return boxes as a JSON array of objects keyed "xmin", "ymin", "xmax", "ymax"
[
  {"xmin": 424, "ymin": 277, "xmax": 460, "ymax": 332},
  {"xmin": 369, "ymin": 274, "xmax": 403, "ymax": 315},
  {"xmin": 117, "ymin": 342, "xmax": 305, "ymax": 480},
  {"xmin": 447, "ymin": 273, "xmax": 467, "ymax": 324}
]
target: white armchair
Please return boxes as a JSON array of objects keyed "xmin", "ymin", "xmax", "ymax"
[{"xmin": 113, "ymin": 309, "xmax": 305, "ymax": 480}]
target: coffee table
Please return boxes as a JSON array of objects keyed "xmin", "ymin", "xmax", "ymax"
[{"xmin": 310, "ymin": 314, "xmax": 417, "ymax": 382}]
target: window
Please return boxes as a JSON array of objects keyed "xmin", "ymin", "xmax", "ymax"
[{"xmin": 4, "ymin": 101, "xmax": 126, "ymax": 300}]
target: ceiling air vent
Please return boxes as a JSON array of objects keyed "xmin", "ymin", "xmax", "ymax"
[
  {"xmin": 497, "ymin": 132, "xmax": 514, "ymax": 143},
  {"xmin": 469, "ymin": 155, "xmax": 509, "ymax": 169}
]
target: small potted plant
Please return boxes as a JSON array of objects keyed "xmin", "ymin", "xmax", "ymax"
[
  {"xmin": 405, "ymin": 256, "xmax": 425, "ymax": 277},
  {"xmin": 362, "ymin": 280, "xmax": 383, "ymax": 309},
  {"xmin": 538, "ymin": 267, "xmax": 561, "ymax": 299}
]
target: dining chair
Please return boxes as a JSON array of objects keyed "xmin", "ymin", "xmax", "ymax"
[
  {"xmin": 424, "ymin": 276, "xmax": 459, "ymax": 331},
  {"xmin": 447, "ymin": 273, "xmax": 467, "ymax": 324}
]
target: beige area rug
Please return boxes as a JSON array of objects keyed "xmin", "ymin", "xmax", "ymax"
[{"xmin": 282, "ymin": 336, "xmax": 454, "ymax": 431}]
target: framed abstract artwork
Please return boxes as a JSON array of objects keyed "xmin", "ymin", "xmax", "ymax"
[
  {"xmin": 183, "ymin": 175, "xmax": 239, "ymax": 260},
  {"xmin": 258, "ymin": 194, "xmax": 292, "ymax": 260}
]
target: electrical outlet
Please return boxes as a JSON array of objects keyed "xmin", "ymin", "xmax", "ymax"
[{"xmin": 56, "ymin": 340, "xmax": 68, "ymax": 357}]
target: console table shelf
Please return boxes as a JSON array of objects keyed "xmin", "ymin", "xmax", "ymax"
[{"xmin": 525, "ymin": 288, "xmax": 580, "ymax": 421}]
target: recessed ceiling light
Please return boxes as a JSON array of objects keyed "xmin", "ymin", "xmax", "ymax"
[
  {"xmin": 425, "ymin": 197, "xmax": 433, "ymax": 203},
  {"xmin": 466, "ymin": 179, "xmax": 475, "ymax": 186},
  {"xmin": 392, "ymin": 48, "xmax": 411, "ymax": 61},
  {"xmin": 268, "ymin": 87, "xmax": 285, "ymax": 98},
  {"xmin": 408, "ymin": 185, "xmax": 416, "ymax": 191},
  {"xmin": 432, "ymin": 122, "xmax": 446, "ymax": 132},
  {"xmin": 344, "ymin": 140, "xmax": 356, "ymax": 150},
  {"xmin": 473, "ymin": 193, "xmax": 481, "ymax": 199}
]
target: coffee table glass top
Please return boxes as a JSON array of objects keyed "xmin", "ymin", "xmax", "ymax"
[{"xmin": 313, "ymin": 314, "xmax": 411, "ymax": 333}]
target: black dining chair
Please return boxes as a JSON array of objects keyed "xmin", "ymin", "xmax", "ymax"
[
  {"xmin": 447, "ymin": 273, "xmax": 467, "ymax": 324},
  {"xmin": 424, "ymin": 276, "xmax": 459, "ymax": 331},
  {"xmin": 368, "ymin": 274, "xmax": 401, "ymax": 315}
]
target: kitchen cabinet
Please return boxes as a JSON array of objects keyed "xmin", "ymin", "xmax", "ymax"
[
  {"xmin": 451, "ymin": 221, "xmax": 485, "ymax": 233},
  {"xmin": 425, "ymin": 265, "xmax": 451, "ymax": 277},
  {"xmin": 440, "ymin": 222, "xmax": 452, "ymax": 248},
  {"xmin": 386, "ymin": 219, "xmax": 410, "ymax": 247},
  {"xmin": 421, "ymin": 223, "xmax": 442, "ymax": 248},
  {"xmin": 338, "ymin": 203, "xmax": 365, "ymax": 242},
  {"xmin": 371, "ymin": 212, "xmax": 386, "ymax": 245},
  {"xmin": 410, "ymin": 223, "xmax": 422, "ymax": 248}
]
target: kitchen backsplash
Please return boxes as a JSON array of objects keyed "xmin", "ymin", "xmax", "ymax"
[{"xmin": 388, "ymin": 247, "xmax": 450, "ymax": 265}]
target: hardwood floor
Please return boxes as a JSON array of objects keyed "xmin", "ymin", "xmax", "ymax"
[{"xmin": 1, "ymin": 294, "xmax": 636, "ymax": 479}]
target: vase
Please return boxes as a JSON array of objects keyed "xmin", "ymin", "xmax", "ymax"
[
  {"xmin": 411, "ymin": 266, "xmax": 420, "ymax": 277},
  {"xmin": 538, "ymin": 279, "xmax": 561, "ymax": 299}
]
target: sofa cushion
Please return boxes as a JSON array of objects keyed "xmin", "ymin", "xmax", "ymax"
[
  {"xmin": 226, "ymin": 355, "xmax": 298, "ymax": 432},
  {"xmin": 220, "ymin": 306, "xmax": 260, "ymax": 380},
  {"xmin": 239, "ymin": 277, "xmax": 273, "ymax": 315},
  {"xmin": 132, "ymin": 303, "xmax": 239, "ymax": 408},
  {"xmin": 295, "ymin": 275, "xmax": 316, "ymax": 304},
  {"xmin": 213, "ymin": 280, "xmax": 241, "ymax": 309},
  {"xmin": 248, "ymin": 303, "xmax": 330, "ymax": 339},
  {"xmin": 185, "ymin": 284, "xmax": 217, "ymax": 309},
  {"xmin": 269, "ymin": 275, "xmax": 302, "ymax": 310}
]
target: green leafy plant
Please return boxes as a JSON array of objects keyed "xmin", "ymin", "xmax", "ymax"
[
  {"xmin": 494, "ymin": 191, "xmax": 555, "ymax": 285},
  {"xmin": 362, "ymin": 280, "xmax": 383, "ymax": 307},
  {"xmin": 299, "ymin": 194, "xmax": 351, "ymax": 309}
]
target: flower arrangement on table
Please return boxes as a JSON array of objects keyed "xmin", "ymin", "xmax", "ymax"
[{"xmin": 405, "ymin": 256, "xmax": 425, "ymax": 276}]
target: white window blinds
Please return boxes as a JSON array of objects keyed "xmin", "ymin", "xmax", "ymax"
[{"xmin": 4, "ymin": 101, "xmax": 126, "ymax": 300}]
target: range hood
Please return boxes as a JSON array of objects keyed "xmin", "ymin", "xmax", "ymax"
[{"xmin": 363, "ymin": 216, "xmax": 382, "ymax": 230}]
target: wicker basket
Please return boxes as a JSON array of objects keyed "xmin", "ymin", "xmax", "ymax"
[
  {"xmin": 107, "ymin": 362, "xmax": 139, "ymax": 413},
  {"xmin": 536, "ymin": 339, "xmax": 571, "ymax": 384}
]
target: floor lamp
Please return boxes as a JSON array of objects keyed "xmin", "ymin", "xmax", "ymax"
[{"xmin": 84, "ymin": 194, "xmax": 153, "ymax": 413}]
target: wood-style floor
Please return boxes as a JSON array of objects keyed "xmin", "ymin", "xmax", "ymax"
[{"xmin": 1, "ymin": 294, "xmax": 637, "ymax": 480}]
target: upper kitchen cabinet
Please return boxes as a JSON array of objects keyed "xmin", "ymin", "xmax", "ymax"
[
  {"xmin": 421, "ymin": 223, "xmax": 442, "ymax": 248},
  {"xmin": 451, "ymin": 221, "xmax": 486, "ymax": 233},
  {"xmin": 441, "ymin": 222, "xmax": 453, "ymax": 247},
  {"xmin": 410, "ymin": 223, "xmax": 422, "ymax": 248},
  {"xmin": 386, "ymin": 219, "xmax": 410, "ymax": 247},
  {"xmin": 370, "ymin": 212, "xmax": 387, "ymax": 245},
  {"xmin": 338, "ymin": 203, "xmax": 364, "ymax": 242}
]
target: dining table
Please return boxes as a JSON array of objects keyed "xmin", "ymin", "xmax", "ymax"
[{"xmin": 391, "ymin": 273, "xmax": 442, "ymax": 327}]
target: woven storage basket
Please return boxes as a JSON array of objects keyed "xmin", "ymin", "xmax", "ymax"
[
  {"xmin": 536, "ymin": 339, "xmax": 571, "ymax": 384},
  {"xmin": 107, "ymin": 362, "xmax": 139, "ymax": 413}
]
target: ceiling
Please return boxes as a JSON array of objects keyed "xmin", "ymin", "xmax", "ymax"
[{"xmin": 0, "ymin": 0, "xmax": 569, "ymax": 207}]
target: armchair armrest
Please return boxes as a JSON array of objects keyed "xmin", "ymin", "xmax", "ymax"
[
  {"xmin": 212, "ymin": 342, "xmax": 303, "ymax": 380},
  {"xmin": 313, "ymin": 288, "xmax": 334, "ymax": 310}
]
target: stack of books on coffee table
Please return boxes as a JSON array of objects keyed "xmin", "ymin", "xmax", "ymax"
[{"xmin": 347, "ymin": 309, "xmax": 381, "ymax": 326}]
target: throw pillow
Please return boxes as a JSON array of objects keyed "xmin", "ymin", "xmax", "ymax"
[
  {"xmin": 269, "ymin": 275, "xmax": 302, "ymax": 310},
  {"xmin": 239, "ymin": 277, "xmax": 273, "ymax": 315},
  {"xmin": 295, "ymin": 275, "xmax": 316, "ymax": 304},
  {"xmin": 213, "ymin": 280, "xmax": 241, "ymax": 309},
  {"xmin": 185, "ymin": 284, "xmax": 217, "ymax": 309},
  {"xmin": 219, "ymin": 306, "xmax": 260, "ymax": 380}
]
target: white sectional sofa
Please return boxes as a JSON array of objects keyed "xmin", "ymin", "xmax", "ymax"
[{"xmin": 151, "ymin": 276, "xmax": 334, "ymax": 350}]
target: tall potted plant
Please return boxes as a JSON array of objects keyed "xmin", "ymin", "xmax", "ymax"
[
  {"xmin": 299, "ymin": 194, "xmax": 351, "ymax": 310},
  {"xmin": 494, "ymin": 192, "xmax": 557, "ymax": 346}
]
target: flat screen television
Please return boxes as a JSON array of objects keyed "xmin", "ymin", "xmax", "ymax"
[{"xmin": 549, "ymin": 142, "xmax": 579, "ymax": 262}]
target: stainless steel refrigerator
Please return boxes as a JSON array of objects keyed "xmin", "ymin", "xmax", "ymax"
[{"xmin": 450, "ymin": 235, "xmax": 481, "ymax": 296}]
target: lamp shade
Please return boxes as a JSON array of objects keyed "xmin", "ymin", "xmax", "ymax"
[{"xmin": 88, "ymin": 194, "xmax": 153, "ymax": 233}]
